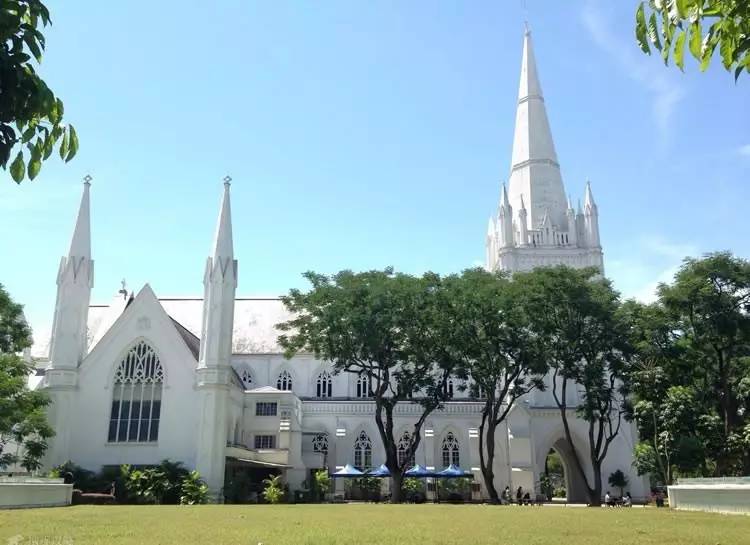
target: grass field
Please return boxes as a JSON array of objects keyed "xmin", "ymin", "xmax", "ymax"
[{"xmin": 1, "ymin": 504, "xmax": 749, "ymax": 545}]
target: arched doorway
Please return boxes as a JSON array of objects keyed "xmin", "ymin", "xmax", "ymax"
[{"xmin": 540, "ymin": 438, "xmax": 589, "ymax": 503}]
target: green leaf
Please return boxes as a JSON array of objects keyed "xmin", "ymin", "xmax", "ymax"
[
  {"xmin": 648, "ymin": 13, "xmax": 663, "ymax": 51},
  {"xmin": 23, "ymin": 32, "xmax": 42, "ymax": 62},
  {"xmin": 636, "ymin": 4, "xmax": 651, "ymax": 54},
  {"xmin": 21, "ymin": 127, "xmax": 36, "ymax": 143},
  {"xmin": 28, "ymin": 157, "xmax": 41, "ymax": 180},
  {"xmin": 674, "ymin": 32, "xmax": 687, "ymax": 71},
  {"xmin": 674, "ymin": 0, "xmax": 689, "ymax": 19},
  {"xmin": 66, "ymin": 125, "xmax": 78, "ymax": 162},
  {"xmin": 719, "ymin": 33, "xmax": 734, "ymax": 70},
  {"xmin": 10, "ymin": 151, "xmax": 25, "ymax": 183},
  {"xmin": 689, "ymin": 21, "xmax": 702, "ymax": 60},
  {"xmin": 59, "ymin": 130, "xmax": 69, "ymax": 160},
  {"xmin": 56, "ymin": 98, "xmax": 64, "ymax": 119}
]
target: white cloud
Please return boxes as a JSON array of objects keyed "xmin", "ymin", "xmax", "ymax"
[
  {"xmin": 738, "ymin": 144, "xmax": 750, "ymax": 157},
  {"xmin": 608, "ymin": 234, "xmax": 699, "ymax": 303},
  {"xmin": 580, "ymin": 1, "xmax": 685, "ymax": 146}
]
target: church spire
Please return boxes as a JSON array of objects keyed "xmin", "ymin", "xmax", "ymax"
[
  {"xmin": 507, "ymin": 26, "xmax": 567, "ymax": 231},
  {"xmin": 68, "ymin": 176, "xmax": 91, "ymax": 261},
  {"xmin": 211, "ymin": 176, "xmax": 234, "ymax": 264}
]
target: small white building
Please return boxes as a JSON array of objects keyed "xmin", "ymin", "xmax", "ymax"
[{"xmin": 32, "ymin": 29, "xmax": 646, "ymax": 502}]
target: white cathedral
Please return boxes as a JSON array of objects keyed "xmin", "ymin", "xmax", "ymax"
[{"xmin": 31, "ymin": 29, "xmax": 646, "ymax": 502}]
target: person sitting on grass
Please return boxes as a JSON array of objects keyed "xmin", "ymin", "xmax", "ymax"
[
  {"xmin": 522, "ymin": 492, "xmax": 531, "ymax": 505},
  {"xmin": 516, "ymin": 486, "xmax": 523, "ymax": 504},
  {"xmin": 605, "ymin": 491, "xmax": 614, "ymax": 507},
  {"xmin": 501, "ymin": 486, "xmax": 512, "ymax": 505},
  {"xmin": 623, "ymin": 492, "xmax": 632, "ymax": 507}
]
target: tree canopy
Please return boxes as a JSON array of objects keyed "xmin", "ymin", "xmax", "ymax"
[
  {"xmin": 1, "ymin": 0, "xmax": 77, "ymax": 183},
  {"xmin": 277, "ymin": 268, "xmax": 457, "ymax": 502},
  {"xmin": 513, "ymin": 266, "xmax": 634, "ymax": 506},
  {"xmin": 438, "ymin": 268, "xmax": 546, "ymax": 503},
  {"xmin": 636, "ymin": 1, "xmax": 750, "ymax": 80},
  {"xmin": 0, "ymin": 283, "xmax": 53, "ymax": 472}
]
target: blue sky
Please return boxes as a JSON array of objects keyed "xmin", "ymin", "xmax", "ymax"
[{"xmin": 2, "ymin": 0, "xmax": 748, "ymax": 341}]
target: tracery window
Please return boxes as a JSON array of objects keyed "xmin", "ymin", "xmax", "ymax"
[
  {"xmin": 444, "ymin": 377, "xmax": 455, "ymax": 399},
  {"xmin": 108, "ymin": 341, "xmax": 163, "ymax": 443},
  {"xmin": 441, "ymin": 432, "xmax": 460, "ymax": 468},
  {"xmin": 240, "ymin": 368, "xmax": 253, "ymax": 389},
  {"xmin": 316, "ymin": 371, "xmax": 333, "ymax": 398},
  {"xmin": 312, "ymin": 432, "xmax": 329, "ymax": 455},
  {"xmin": 353, "ymin": 430, "xmax": 372, "ymax": 470},
  {"xmin": 276, "ymin": 370, "xmax": 293, "ymax": 391},
  {"xmin": 397, "ymin": 431, "xmax": 415, "ymax": 468},
  {"xmin": 356, "ymin": 373, "xmax": 371, "ymax": 398}
]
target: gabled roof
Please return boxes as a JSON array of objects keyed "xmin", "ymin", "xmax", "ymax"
[
  {"xmin": 31, "ymin": 294, "xmax": 294, "ymax": 359},
  {"xmin": 169, "ymin": 317, "xmax": 200, "ymax": 359}
]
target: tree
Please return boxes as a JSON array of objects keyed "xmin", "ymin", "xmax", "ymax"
[
  {"xmin": 656, "ymin": 252, "xmax": 750, "ymax": 475},
  {"xmin": 0, "ymin": 283, "xmax": 53, "ymax": 472},
  {"xmin": 439, "ymin": 269, "xmax": 546, "ymax": 503},
  {"xmin": 514, "ymin": 266, "xmax": 633, "ymax": 506},
  {"xmin": 608, "ymin": 469, "xmax": 629, "ymax": 497},
  {"xmin": 635, "ymin": 1, "xmax": 750, "ymax": 80},
  {"xmin": 622, "ymin": 300, "xmax": 704, "ymax": 484},
  {"xmin": 277, "ymin": 269, "xmax": 456, "ymax": 503},
  {"xmin": 1, "ymin": 0, "xmax": 78, "ymax": 183}
]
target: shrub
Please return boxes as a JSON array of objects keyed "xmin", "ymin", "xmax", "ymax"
[
  {"xmin": 401, "ymin": 477, "xmax": 425, "ymax": 503},
  {"xmin": 120, "ymin": 459, "xmax": 191, "ymax": 505},
  {"xmin": 180, "ymin": 470, "xmax": 209, "ymax": 505},
  {"xmin": 313, "ymin": 469, "xmax": 331, "ymax": 502},
  {"xmin": 262, "ymin": 474, "xmax": 285, "ymax": 504}
]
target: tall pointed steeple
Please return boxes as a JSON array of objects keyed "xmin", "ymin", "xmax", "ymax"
[
  {"xmin": 199, "ymin": 177, "xmax": 237, "ymax": 369},
  {"xmin": 507, "ymin": 26, "xmax": 567, "ymax": 231},
  {"xmin": 68, "ymin": 177, "xmax": 91, "ymax": 260},
  {"xmin": 196, "ymin": 177, "xmax": 238, "ymax": 498},
  {"xmin": 49, "ymin": 177, "xmax": 94, "ymax": 369},
  {"xmin": 211, "ymin": 178, "xmax": 234, "ymax": 265},
  {"xmin": 44, "ymin": 177, "xmax": 95, "ymax": 468}
]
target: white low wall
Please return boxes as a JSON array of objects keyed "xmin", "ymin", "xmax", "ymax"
[
  {"xmin": 0, "ymin": 477, "xmax": 73, "ymax": 509},
  {"xmin": 669, "ymin": 478, "xmax": 750, "ymax": 515}
]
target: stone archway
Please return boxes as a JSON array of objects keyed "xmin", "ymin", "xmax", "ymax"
[{"xmin": 545, "ymin": 438, "xmax": 588, "ymax": 504}]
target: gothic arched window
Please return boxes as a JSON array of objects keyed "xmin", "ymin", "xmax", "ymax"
[
  {"xmin": 312, "ymin": 432, "xmax": 329, "ymax": 455},
  {"xmin": 441, "ymin": 432, "xmax": 460, "ymax": 468},
  {"xmin": 397, "ymin": 431, "xmax": 415, "ymax": 468},
  {"xmin": 444, "ymin": 377, "xmax": 455, "ymax": 399},
  {"xmin": 276, "ymin": 370, "xmax": 293, "ymax": 391},
  {"xmin": 356, "ymin": 373, "xmax": 370, "ymax": 399},
  {"xmin": 240, "ymin": 368, "xmax": 254, "ymax": 389},
  {"xmin": 316, "ymin": 371, "xmax": 333, "ymax": 398},
  {"xmin": 353, "ymin": 430, "xmax": 372, "ymax": 470},
  {"xmin": 108, "ymin": 340, "xmax": 163, "ymax": 443}
]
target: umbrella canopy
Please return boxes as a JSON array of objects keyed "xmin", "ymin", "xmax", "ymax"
[
  {"xmin": 331, "ymin": 464, "xmax": 365, "ymax": 478},
  {"xmin": 435, "ymin": 464, "xmax": 472, "ymax": 478},
  {"xmin": 405, "ymin": 464, "xmax": 435, "ymax": 477},
  {"xmin": 367, "ymin": 464, "xmax": 391, "ymax": 477}
]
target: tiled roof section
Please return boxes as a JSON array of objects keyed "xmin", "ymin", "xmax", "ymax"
[
  {"xmin": 31, "ymin": 296, "xmax": 294, "ymax": 358},
  {"xmin": 159, "ymin": 297, "xmax": 293, "ymax": 354},
  {"xmin": 169, "ymin": 317, "xmax": 200, "ymax": 360}
]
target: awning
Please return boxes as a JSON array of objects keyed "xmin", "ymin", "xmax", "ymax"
[{"xmin": 227, "ymin": 457, "xmax": 292, "ymax": 469}]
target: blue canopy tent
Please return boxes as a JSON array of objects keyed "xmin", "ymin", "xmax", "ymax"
[
  {"xmin": 405, "ymin": 464, "xmax": 435, "ymax": 477},
  {"xmin": 367, "ymin": 464, "xmax": 391, "ymax": 477},
  {"xmin": 434, "ymin": 465, "xmax": 472, "ymax": 503},
  {"xmin": 436, "ymin": 464, "xmax": 471, "ymax": 478},
  {"xmin": 330, "ymin": 464, "xmax": 364, "ymax": 478}
]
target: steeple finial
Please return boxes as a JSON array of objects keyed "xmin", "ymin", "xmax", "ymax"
[
  {"xmin": 584, "ymin": 180, "xmax": 597, "ymax": 209},
  {"xmin": 68, "ymin": 176, "xmax": 91, "ymax": 258},
  {"xmin": 500, "ymin": 183, "xmax": 511, "ymax": 209},
  {"xmin": 211, "ymin": 177, "xmax": 234, "ymax": 260}
]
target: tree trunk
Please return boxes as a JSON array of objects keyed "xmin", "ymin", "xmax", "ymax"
[
  {"xmin": 480, "ymin": 416, "xmax": 499, "ymax": 503},
  {"xmin": 390, "ymin": 472, "xmax": 404, "ymax": 504},
  {"xmin": 587, "ymin": 461, "xmax": 602, "ymax": 506}
]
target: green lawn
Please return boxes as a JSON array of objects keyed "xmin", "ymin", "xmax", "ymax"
[{"xmin": 1, "ymin": 504, "xmax": 749, "ymax": 545}]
